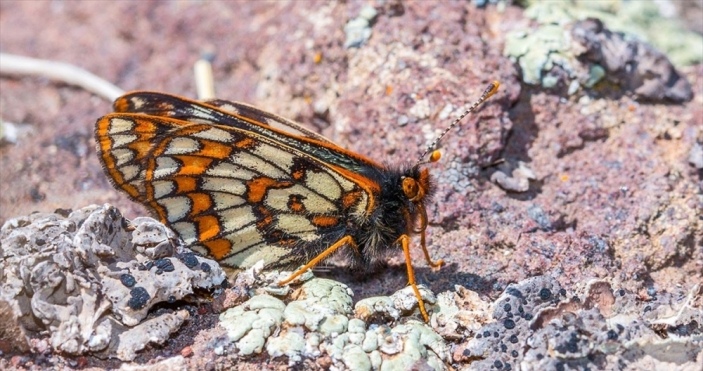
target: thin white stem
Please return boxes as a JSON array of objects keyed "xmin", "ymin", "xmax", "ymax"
[{"xmin": 0, "ymin": 53, "xmax": 124, "ymax": 102}]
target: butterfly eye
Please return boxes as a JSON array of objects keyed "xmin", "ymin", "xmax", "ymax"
[{"xmin": 402, "ymin": 177, "xmax": 420, "ymax": 200}]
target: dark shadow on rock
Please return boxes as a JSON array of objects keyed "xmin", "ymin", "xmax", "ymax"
[
  {"xmin": 315, "ymin": 261, "xmax": 497, "ymax": 300},
  {"xmin": 416, "ymin": 262, "xmax": 497, "ymax": 298},
  {"xmin": 482, "ymin": 87, "xmax": 542, "ymax": 200}
]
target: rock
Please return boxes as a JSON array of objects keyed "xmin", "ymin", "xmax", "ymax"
[{"xmin": 0, "ymin": 204, "xmax": 226, "ymax": 360}]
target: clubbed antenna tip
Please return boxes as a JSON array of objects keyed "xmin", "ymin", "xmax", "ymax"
[{"xmin": 417, "ymin": 80, "xmax": 500, "ymax": 165}]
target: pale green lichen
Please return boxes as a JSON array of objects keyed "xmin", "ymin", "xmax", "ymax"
[
  {"xmin": 504, "ymin": 25, "xmax": 573, "ymax": 86},
  {"xmin": 522, "ymin": 0, "xmax": 703, "ymax": 67},
  {"xmin": 219, "ymin": 294, "xmax": 285, "ymax": 355},
  {"xmin": 219, "ymin": 273, "xmax": 449, "ymax": 370},
  {"xmin": 282, "ymin": 278, "xmax": 353, "ymax": 334},
  {"xmin": 265, "ymin": 326, "xmax": 305, "ymax": 363},
  {"xmin": 505, "ymin": 0, "xmax": 700, "ymax": 98},
  {"xmin": 342, "ymin": 344, "xmax": 372, "ymax": 371}
]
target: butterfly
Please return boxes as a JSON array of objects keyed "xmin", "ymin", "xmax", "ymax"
[{"xmin": 95, "ymin": 81, "xmax": 499, "ymax": 321}]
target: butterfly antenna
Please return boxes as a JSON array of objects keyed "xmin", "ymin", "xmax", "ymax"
[{"xmin": 417, "ymin": 81, "xmax": 500, "ymax": 165}]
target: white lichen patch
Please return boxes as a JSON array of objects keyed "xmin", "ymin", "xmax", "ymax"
[{"xmin": 0, "ymin": 204, "xmax": 226, "ymax": 361}]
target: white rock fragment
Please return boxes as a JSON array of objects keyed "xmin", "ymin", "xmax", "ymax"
[
  {"xmin": 355, "ymin": 296, "xmax": 400, "ymax": 320},
  {"xmin": 432, "ymin": 285, "xmax": 492, "ymax": 339},
  {"xmin": 356, "ymin": 284, "xmax": 436, "ymax": 321},
  {"xmin": 0, "ymin": 204, "xmax": 226, "ymax": 360},
  {"xmin": 343, "ymin": 5, "xmax": 378, "ymax": 48},
  {"xmin": 115, "ymin": 310, "xmax": 190, "ymax": 361}
]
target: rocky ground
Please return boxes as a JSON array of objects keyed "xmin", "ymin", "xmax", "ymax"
[{"xmin": 1, "ymin": 1, "xmax": 701, "ymax": 370}]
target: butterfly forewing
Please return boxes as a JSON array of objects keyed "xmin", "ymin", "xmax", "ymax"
[
  {"xmin": 96, "ymin": 95, "xmax": 377, "ymax": 267},
  {"xmin": 112, "ymin": 92, "xmax": 380, "ymax": 172}
]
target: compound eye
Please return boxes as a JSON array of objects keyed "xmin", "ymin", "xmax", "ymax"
[{"xmin": 402, "ymin": 177, "xmax": 419, "ymax": 199}]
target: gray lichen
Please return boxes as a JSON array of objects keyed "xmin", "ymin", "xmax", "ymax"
[
  {"xmin": 452, "ymin": 277, "xmax": 703, "ymax": 370},
  {"xmin": 0, "ymin": 204, "xmax": 226, "ymax": 360}
]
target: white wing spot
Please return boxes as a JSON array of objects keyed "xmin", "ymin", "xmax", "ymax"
[
  {"xmin": 172, "ymin": 221, "xmax": 199, "ymax": 246},
  {"xmin": 111, "ymin": 134, "xmax": 138, "ymax": 148},
  {"xmin": 306, "ymin": 171, "xmax": 342, "ymax": 200},
  {"xmin": 120, "ymin": 164, "xmax": 141, "ymax": 181},
  {"xmin": 206, "ymin": 162, "xmax": 256, "ymax": 179},
  {"xmin": 231, "ymin": 151, "xmax": 286, "ymax": 178},
  {"xmin": 252, "ymin": 143, "xmax": 295, "ymax": 172},
  {"xmin": 160, "ymin": 196, "xmax": 192, "ymax": 222},
  {"xmin": 153, "ymin": 180, "xmax": 175, "ymax": 199},
  {"xmin": 192, "ymin": 127, "xmax": 234, "ymax": 142},
  {"xmin": 220, "ymin": 205, "xmax": 257, "ymax": 233},
  {"xmin": 108, "ymin": 118, "xmax": 135, "ymax": 134},
  {"xmin": 274, "ymin": 214, "xmax": 319, "ymax": 241},
  {"xmin": 164, "ymin": 137, "xmax": 200, "ymax": 155},
  {"xmin": 112, "ymin": 148, "xmax": 135, "ymax": 167},
  {"xmin": 154, "ymin": 157, "xmax": 179, "ymax": 179},
  {"xmin": 212, "ymin": 192, "xmax": 246, "ymax": 210},
  {"xmin": 202, "ymin": 176, "xmax": 246, "ymax": 194}
]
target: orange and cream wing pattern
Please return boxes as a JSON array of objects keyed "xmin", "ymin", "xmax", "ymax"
[
  {"xmin": 95, "ymin": 95, "xmax": 374, "ymax": 268},
  {"xmin": 110, "ymin": 92, "xmax": 372, "ymax": 167},
  {"xmin": 205, "ymin": 99, "xmax": 336, "ymax": 145}
]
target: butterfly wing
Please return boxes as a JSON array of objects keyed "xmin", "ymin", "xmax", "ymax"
[
  {"xmin": 205, "ymin": 99, "xmax": 335, "ymax": 145},
  {"xmin": 112, "ymin": 92, "xmax": 379, "ymax": 172},
  {"xmin": 96, "ymin": 98, "xmax": 378, "ymax": 268}
]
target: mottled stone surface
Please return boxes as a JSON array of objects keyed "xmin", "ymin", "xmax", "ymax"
[
  {"xmin": 0, "ymin": 1, "xmax": 701, "ymax": 370},
  {"xmin": 206, "ymin": 268, "xmax": 702, "ymax": 370},
  {"xmin": 504, "ymin": 2, "xmax": 699, "ymax": 102},
  {"xmin": 0, "ymin": 205, "xmax": 225, "ymax": 361}
]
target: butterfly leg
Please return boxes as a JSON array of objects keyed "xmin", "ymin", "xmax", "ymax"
[
  {"xmin": 397, "ymin": 234, "xmax": 430, "ymax": 322},
  {"xmin": 415, "ymin": 205, "xmax": 444, "ymax": 269},
  {"xmin": 420, "ymin": 231, "xmax": 444, "ymax": 269},
  {"xmin": 278, "ymin": 235, "xmax": 357, "ymax": 286}
]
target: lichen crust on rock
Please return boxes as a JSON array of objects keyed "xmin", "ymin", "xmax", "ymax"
[{"xmin": 0, "ymin": 204, "xmax": 226, "ymax": 360}]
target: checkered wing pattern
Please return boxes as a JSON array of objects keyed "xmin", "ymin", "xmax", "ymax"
[{"xmin": 96, "ymin": 92, "xmax": 377, "ymax": 267}]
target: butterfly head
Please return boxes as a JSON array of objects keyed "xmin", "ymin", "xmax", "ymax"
[
  {"xmin": 400, "ymin": 159, "xmax": 438, "ymax": 235},
  {"xmin": 402, "ymin": 147, "xmax": 441, "ymax": 202}
]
